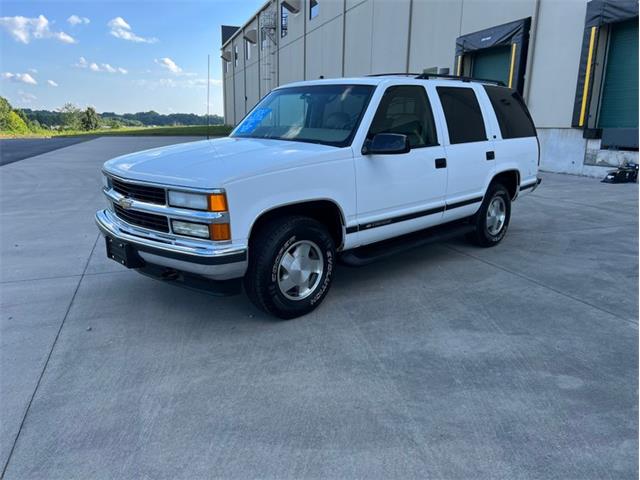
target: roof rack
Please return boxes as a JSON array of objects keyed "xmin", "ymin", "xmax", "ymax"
[
  {"xmin": 367, "ymin": 72, "xmax": 506, "ymax": 87},
  {"xmin": 367, "ymin": 73, "xmax": 423, "ymax": 77},
  {"xmin": 415, "ymin": 72, "xmax": 505, "ymax": 86}
]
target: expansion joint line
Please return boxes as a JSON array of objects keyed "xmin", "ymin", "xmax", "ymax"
[{"xmin": 1, "ymin": 234, "xmax": 101, "ymax": 479}]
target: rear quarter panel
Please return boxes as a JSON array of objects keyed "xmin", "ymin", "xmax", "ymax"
[{"xmin": 476, "ymin": 86, "xmax": 539, "ymax": 195}]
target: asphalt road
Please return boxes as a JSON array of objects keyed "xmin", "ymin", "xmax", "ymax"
[
  {"xmin": 1, "ymin": 137, "xmax": 638, "ymax": 479},
  {"xmin": 0, "ymin": 137, "xmax": 96, "ymax": 166}
]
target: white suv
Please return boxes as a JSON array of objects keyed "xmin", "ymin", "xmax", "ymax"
[{"xmin": 96, "ymin": 74, "xmax": 541, "ymax": 318}]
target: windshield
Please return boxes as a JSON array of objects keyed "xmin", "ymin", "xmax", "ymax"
[{"xmin": 231, "ymin": 84, "xmax": 375, "ymax": 147}]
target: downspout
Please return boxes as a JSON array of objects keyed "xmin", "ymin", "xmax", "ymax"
[
  {"xmin": 257, "ymin": 15, "xmax": 261, "ymax": 99},
  {"xmin": 341, "ymin": 0, "xmax": 347, "ymax": 76},
  {"xmin": 242, "ymin": 27, "xmax": 247, "ymax": 115},
  {"xmin": 303, "ymin": 0, "xmax": 307, "ymax": 80},
  {"xmin": 524, "ymin": 0, "xmax": 541, "ymax": 103},
  {"xmin": 276, "ymin": 0, "xmax": 280, "ymax": 86},
  {"xmin": 405, "ymin": 0, "xmax": 414, "ymax": 73}
]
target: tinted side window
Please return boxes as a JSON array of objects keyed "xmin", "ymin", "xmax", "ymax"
[
  {"xmin": 368, "ymin": 85, "xmax": 438, "ymax": 148},
  {"xmin": 436, "ymin": 87, "xmax": 487, "ymax": 144},
  {"xmin": 484, "ymin": 85, "xmax": 536, "ymax": 139}
]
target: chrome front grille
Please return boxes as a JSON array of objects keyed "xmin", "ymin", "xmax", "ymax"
[
  {"xmin": 113, "ymin": 204, "xmax": 170, "ymax": 233},
  {"xmin": 111, "ymin": 177, "xmax": 166, "ymax": 205}
]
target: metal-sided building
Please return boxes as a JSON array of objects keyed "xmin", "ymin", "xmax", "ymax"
[{"xmin": 220, "ymin": 0, "xmax": 638, "ymax": 176}]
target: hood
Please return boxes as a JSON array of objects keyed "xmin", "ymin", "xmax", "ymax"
[{"xmin": 103, "ymin": 137, "xmax": 344, "ymax": 189}]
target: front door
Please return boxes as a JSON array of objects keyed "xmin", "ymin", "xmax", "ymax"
[{"xmin": 354, "ymin": 84, "xmax": 448, "ymax": 246}]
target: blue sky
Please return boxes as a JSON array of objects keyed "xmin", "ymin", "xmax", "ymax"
[{"xmin": 0, "ymin": 0, "xmax": 260, "ymax": 115}]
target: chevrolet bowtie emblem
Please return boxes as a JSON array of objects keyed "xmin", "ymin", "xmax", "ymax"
[{"xmin": 117, "ymin": 197, "xmax": 134, "ymax": 209}]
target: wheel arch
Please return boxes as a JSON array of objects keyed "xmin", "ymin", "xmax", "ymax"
[
  {"xmin": 490, "ymin": 169, "xmax": 521, "ymax": 200},
  {"xmin": 248, "ymin": 199, "xmax": 347, "ymax": 250}
]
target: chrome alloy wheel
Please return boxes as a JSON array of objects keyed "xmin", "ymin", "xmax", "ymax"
[
  {"xmin": 277, "ymin": 240, "xmax": 324, "ymax": 300},
  {"xmin": 486, "ymin": 196, "xmax": 507, "ymax": 236}
]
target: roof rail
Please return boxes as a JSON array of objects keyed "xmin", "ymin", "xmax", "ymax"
[
  {"xmin": 367, "ymin": 72, "xmax": 507, "ymax": 86},
  {"xmin": 415, "ymin": 72, "xmax": 506, "ymax": 86},
  {"xmin": 366, "ymin": 73, "xmax": 423, "ymax": 77}
]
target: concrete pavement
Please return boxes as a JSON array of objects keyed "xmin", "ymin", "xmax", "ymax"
[
  {"xmin": 1, "ymin": 137, "xmax": 637, "ymax": 479},
  {"xmin": 0, "ymin": 137, "xmax": 98, "ymax": 166}
]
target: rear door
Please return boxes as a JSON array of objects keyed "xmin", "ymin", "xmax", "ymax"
[{"xmin": 429, "ymin": 84, "xmax": 496, "ymax": 221}]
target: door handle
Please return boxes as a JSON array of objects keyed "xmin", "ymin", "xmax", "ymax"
[
  {"xmin": 486, "ymin": 151, "xmax": 495, "ymax": 160},
  {"xmin": 435, "ymin": 158, "xmax": 447, "ymax": 169}
]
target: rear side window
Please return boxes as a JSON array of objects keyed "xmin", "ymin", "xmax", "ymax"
[
  {"xmin": 436, "ymin": 87, "xmax": 487, "ymax": 144},
  {"xmin": 484, "ymin": 85, "xmax": 536, "ymax": 139},
  {"xmin": 368, "ymin": 85, "xmax": 438, "ymax": 148}
]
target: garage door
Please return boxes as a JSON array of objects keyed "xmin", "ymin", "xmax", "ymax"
[
  {"xmin": 471, "ymin": 46, "xmax": 511, "ymax": 86},
  {"xmin": 598, "ymin": 19, "xmax": 639, "ymax": 128}
]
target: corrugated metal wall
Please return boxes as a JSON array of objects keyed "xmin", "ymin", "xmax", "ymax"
[{"xmin": 222, "ymin": 0, "xmax": 592, "ymax": 129}]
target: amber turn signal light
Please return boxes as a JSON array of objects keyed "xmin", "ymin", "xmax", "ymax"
[
  {"xmin": 208, "ymin": 193, "xmax": 228, "ymax": 212},
  {"xmin": 209, "ymin": 223, "xmax": 231, "ymax": 241}
]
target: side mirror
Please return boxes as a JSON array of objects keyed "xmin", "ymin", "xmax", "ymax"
[{"xmin": 362, "ymin": 133, "xmax": 410, "ymax": 155}]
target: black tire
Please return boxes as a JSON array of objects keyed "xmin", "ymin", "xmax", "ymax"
[
  {"xmin": 244, "ymin": 216, "xmax": 335, "ymax": 319},
  {"xmin": 467, "ymin": 183, "xmax": 511, "ymax": 247}
]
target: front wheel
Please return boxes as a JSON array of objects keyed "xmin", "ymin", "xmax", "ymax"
[
  {"xmin": 467, "ymin": 183, "xmax": 511, "ymax": 247},
  {"xmin": 244, "ymin": 216, "xmax": 335, "ymax": 319}
]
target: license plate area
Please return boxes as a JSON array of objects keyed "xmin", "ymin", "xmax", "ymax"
[{"xmin": 105, "ymin": 236, "xmax": 145, "ymax": 268}]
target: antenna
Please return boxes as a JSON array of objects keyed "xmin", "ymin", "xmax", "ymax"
[{"xmin": 206, "ymin": 54, "xmax": 210, "ymax": 140}]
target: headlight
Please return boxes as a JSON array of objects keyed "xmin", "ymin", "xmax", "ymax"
[
  {"xmin": 171, "ymin": 220, "xmax": 210, "ymax": 239},
  {"xmin": 168, "ymin": 191, "xmax": 208, "ymax": 210},
  {"xmin": 168, "ymin": 190, "xmax": 228, "ymax": 212}
]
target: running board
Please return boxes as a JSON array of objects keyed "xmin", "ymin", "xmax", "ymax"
[{"xmin": 339, "ymin": 221, "xmax": 475, "ymax": 267}]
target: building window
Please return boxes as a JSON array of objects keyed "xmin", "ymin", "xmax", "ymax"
[
  {"xmin": 261, "ymin": 29, "xmax": 266, "ymax": 50},
  {"xmin": 280, "ymin": 4, "xmax": 288, "ymax": 38},
  {"xmin": 234, "ymin": 45, "xmax": 238, "ymax": 67},
  {"xmin": 436, "ymin": 87, "xmax": 487, "ymax": 144},
  {"xmin": 309, "ymin": 0, "xmax": 319, "ymax": 20},
  {"xmin": 245, "ymin": 39, "xmax": 251, "ymax": 60},
  {"xmin": 224, "ymin": 60, "xmax": 229, "ymax": 74}
]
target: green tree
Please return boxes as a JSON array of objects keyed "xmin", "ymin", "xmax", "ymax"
[
  {"xmin": 14, "ymin": 108, "xmax": 28, "ymax": 124},
  {"xmin": 0, "ymin": 96, "xmax": 13, "ymax": 130},
  {"xmin": 4, "ymin": 111, "xmax": 30, "ymax": 134},
  {"xmin": 58, "ymin": 103, "xmax": 81, "ymax": 130},
  {"xmin": 80, "ymin": 106, "xmax": 100, "ymax": 131}
]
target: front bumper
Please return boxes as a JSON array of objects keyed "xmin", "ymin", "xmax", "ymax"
[{"xmin": 95, "ymin": 209, "xmax": 248, "ymax": 280}]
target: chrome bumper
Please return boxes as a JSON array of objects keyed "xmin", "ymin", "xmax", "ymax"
[
  {"xmin": 518, "ymin": 176, "xmax": 542, "ymax": 197},
  {"xmin": 95, "ymin": 209, "xmax": 248, "ymax": 280}
]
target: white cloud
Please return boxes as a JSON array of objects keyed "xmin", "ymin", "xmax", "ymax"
[
  {"xmin": 0, "ymin": 15, "xmax": 76, "ymax": 44},
  {"xmin": 154, "ymin": 57, "xmax": 182, "ymax": 74},
  {"xmin": 28, "ymin": 68, "xmax": 38, "ymax": 73},
  {"xmin": 18, "ymin": 90, "xmax": 37, "ymax": 105},
  {"xmin": 134, "ymin": 77, "xmax": 223, "ymax": 89},
  {"xmin": 47, "ymin": 79, "xmax": 59, "ymax": 87},
  {"xmin": 1, "ymin": 72, "xmax": 38, "ymax": 85},
  {"xmin": 75, "ymin": 57, "xmax": 127, "ymax": 74},
  {"xmin": 108, "ymin": 17, "xmax": 157, "ymax": 43},
  {"xmin": 67, "ymin": 15, "xmax": 90, "ymax": 26}
]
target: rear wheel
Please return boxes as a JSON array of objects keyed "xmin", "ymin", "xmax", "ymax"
[
  {"xmin": 244, "ymin": 216, "xmax": 335, "ymax": 319},
  {"xmin": 467, "ymin": 183, "xmax": 511, "ymax": 247}
]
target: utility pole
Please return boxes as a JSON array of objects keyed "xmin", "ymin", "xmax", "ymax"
[{"xmin": 206, "ymin": 54, "xmax": 210, "ymax": 140}]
